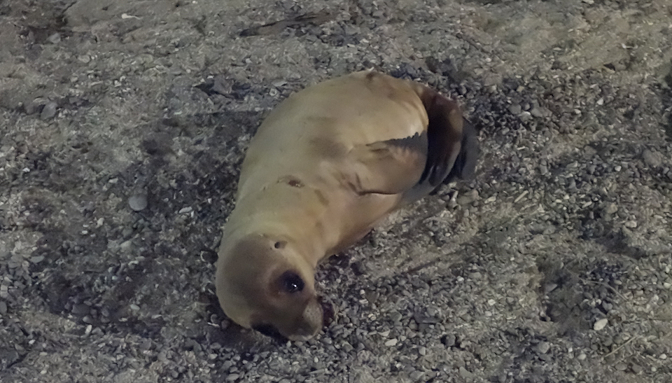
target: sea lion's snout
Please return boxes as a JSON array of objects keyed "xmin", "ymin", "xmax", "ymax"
[{"xmin": 249, "ymin": 296, "xmax": 326, "ymax": 341}]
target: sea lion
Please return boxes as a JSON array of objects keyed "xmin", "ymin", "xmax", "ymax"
[{"xmin": 215, "ymin": 70, "xmax": 479, "ymax": 341}]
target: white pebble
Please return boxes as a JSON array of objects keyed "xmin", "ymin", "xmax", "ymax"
[
  {"xmin": 594, "ymin": 318, "xmax": 608, "ymax": 331},
  {"xmin": 384, "ymin": 339, "xmax": 398, "ymax": 347},
  {"xmin": 128, "ymin": 194, "xmax": 148, "ymax": 211}
]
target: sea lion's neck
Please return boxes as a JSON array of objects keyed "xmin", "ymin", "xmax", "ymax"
[{"xmin": 222, "ymin": 183, "xmax": 333, "ymax": 267}]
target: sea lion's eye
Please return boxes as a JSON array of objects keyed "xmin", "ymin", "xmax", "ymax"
[{"xmin": 280, "ymin": 271, "xmax": 304, "ymax": 293}]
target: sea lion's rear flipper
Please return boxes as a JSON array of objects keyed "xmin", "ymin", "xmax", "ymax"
[{"xmin": 401, "ymin": 89, "xmax": 479, "ymax": 204}]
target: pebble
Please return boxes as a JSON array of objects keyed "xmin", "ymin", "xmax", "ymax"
[
  {"xmin": 459, "ymin": 367, "xmax": 473, "ymax": 379},
  {"xmin": 71, "ymin": 303, "xmax": 90, "ymax": 316},
  {"xmin": 409, "ymin": 370, "xmax": 423, "ymax": 380},
  {"xmin": 577, "ymin": 353, "xmax": 587, "ymax": 360},
  {"xmin": 604, "ymin": 203, "xmax": 618, "ymax": 215},
  {"xmin": 47, "ymin": 33, "xmax": 61, "ymax": 44},
  {"xmin": 441, "ymin": 334, "xmax": 456, "ymax": 347},
  {"xmin": 128, "ymin": 194, "xmax": 148, "ymax": 211},
  {"xmin": 226, "ymin": 373, "xmax": 240, "ymax": 381},
  {"xmin": 642, "ymin": 149, "xmax": 662, "ymax": 168},
  {"xmin": 389, "ymin": 311, "xmax": 402, "ymax": 322},
  {"xmin": 624, "ymin": 221, "xmax": 638, "ymax": 229},
  {"xmin": 457, "ymin": 190, "xmax": 479, "ymax": 205},
  {"xmin": 594, "ymin": 318, "xmax": 608, "ymax": 331},
  {"xmin": 530, "ymin": 107, "xmax": 544, "ymax": 118},
  {"xmin": 40, "ymin": 102, "xmax": 58, "ymax": 120},
  {"xmin": 0, "ymin": 301, "xmax": 7, "ymax": 315},
  {"xmin": 536, "ymin": 342, "xmax": 550, "ymax": 354},
  {"xmin": 384, "ymin": 339, "xmax": 398, "ymax": 347},
  {"xmin": 508, "ymin": 104, "xmax": 522, "ymax": 115},
  {"xmin": 30, "ymin": 255, "xmax": 45, "ymax": 264}
]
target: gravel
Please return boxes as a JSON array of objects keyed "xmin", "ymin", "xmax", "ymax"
[{"xmin": 1, "ymin": 0, "xmax": 672, "ymax": 382}]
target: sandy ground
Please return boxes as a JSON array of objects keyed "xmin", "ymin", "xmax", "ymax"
[{"xmin": 1, "ymin": 0, "xmax": 672, "ymax": 382}]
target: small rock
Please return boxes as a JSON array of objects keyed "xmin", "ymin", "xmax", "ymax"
[
  {"xmin": 71, "ymin": 303, "xmax": 90, "ymax": 316},
  {"xmin": 0, "ymin": 349, "xmax": 20, "ymax": 367},
  {"xmin": 120, "ymin": 240, "xmax": 133, "ymax": 251},
  {"xmin": 128, "ymin": 194, "xmax": 148, "ymax": 211},
  {"xmin": 40, "ymin": 102, "xmax": 58, "ymax": 120},
  {"xmin": 457, "ymin": 190, "xmax": 479, "ymax": 205},
  {"xmin": 594, "ymin": 318, "xmax": 608, "ymax": 331},
  {"xmin": 536, "ymin": 342, "xmax": 550, "ymax": 354},
  {"xmin": 459, "ymin": 367, "xmax": 473, "ymax": 379},
  {"xmin": 642, "ymin": 149, "xmax": 662, "ymax": 168},
  {"xmin": 625, "ymin": 221, "xmax": 638, "ymax": 229},
  {"xmin": 508, "ymin": 104, "xmax": 522, "ymax": 115},
  {"xmin": 0, "ymin": 301, "xmax": 7, "ymax": 315},
  {"xmin": 441, "ymin": 334, "xmax": 456, "ymax": 347},
  {"xmin": 577, "ymin": 353, "xmax": 587, "ymax": 360},
  {"xmin": 530, "ymin": 107, "xmax": 544, "ymax": 118},
  {"xmin": 519, "ymin": 111, "xmax": 532, "ymax": 121},
  {"xmin": 389, "ymin": 311, "xmax": 402, "ymax": 322},
  {"xmin": 24, "ymin": 99, "xmax": 42, "ymax": 115},
  {"xmin": 384, "ymin": 339, "xmax": 398, "ymax": 347},
  {"xmin": 47, "ymin": 33, "xmax": 61, "ymax": 44},
  {"xmin": 631, "ymin": 363, "xmax": 643, "ymax": 374},
  {"xmin": 544, "ymin": 283, "xmax": 558, "ymax": 294},
  {"xmin": 226, "ymin": 373, "xmax": 240, "ymax": 381},
  {"xmin": 604, "ymin": 203, "xmax": 618, "ymax": 215},
  {"xmin": 409, "ymin": 370, "xmax": 423, "ymax": 380}
]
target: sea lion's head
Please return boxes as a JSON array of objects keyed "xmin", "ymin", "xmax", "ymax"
[{"xmin": 215, "ymin": 233, "xmax": 331, "ymax": 341}]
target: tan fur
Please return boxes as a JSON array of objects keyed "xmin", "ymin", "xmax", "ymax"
[{"xmin": 215, "ymin": 70, "xmax": 469, "ymax": 341}]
